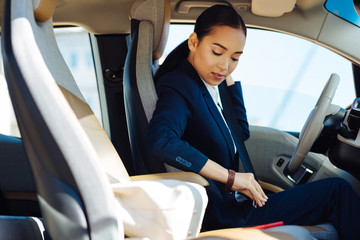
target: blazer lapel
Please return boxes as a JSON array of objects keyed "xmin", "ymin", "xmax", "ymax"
[
  {"xmin": 180, "ymin": 60, "xmax": 236, "ymax": 156},
  {"xmin": 199, "ymin": 82, "xmax": 236, "ymax": 156}
]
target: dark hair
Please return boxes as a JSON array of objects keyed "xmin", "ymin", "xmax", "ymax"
[
  {"xmin": 195, "ymin": 5, "xmax": 247, "ymax": 39},
  {"xmin": 155, "ymin": 5, "xmax": 246, "ymax": 82}
]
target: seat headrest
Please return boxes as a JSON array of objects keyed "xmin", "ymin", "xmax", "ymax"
[
  {"xmin": 130, "ymin": 0, "xmax": 170, "ymax": 60},
  {"xmin": 33, "ymin": 0, "xmax": 56, "ymax": 22}
]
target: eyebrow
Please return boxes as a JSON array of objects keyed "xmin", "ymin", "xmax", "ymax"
[{"xmin": 212, "ymin": 43, "xmax": 243, "ymax": 54}]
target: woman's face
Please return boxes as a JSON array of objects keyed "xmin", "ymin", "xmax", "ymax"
[{"xmin": 187, "ymin": 25, "xmax": 246, "ymax": 86}]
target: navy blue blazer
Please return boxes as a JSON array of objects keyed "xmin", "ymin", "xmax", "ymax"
[
  {"xmin": 146, "ymin": 59, "xmax": 251, "ymax": 229},
  {"xmin": 147, "ymin": 60, "xmax": 360, "ymax": 235}
]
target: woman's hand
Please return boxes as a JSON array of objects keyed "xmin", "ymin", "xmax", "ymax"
[
  {"xmin": 226, "ymin": 75, "xmax": 235, "ymax": 86},
  {"xmin": 199, "ymin": 159, "xmax": 268, "ymax": 208},
  {"xmin": 232, "ymin": 172, "xmax": 268, "ymax": 207}
]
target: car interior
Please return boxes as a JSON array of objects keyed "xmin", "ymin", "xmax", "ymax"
[{"xmin": 0, "ymin": 0, "xmax": 360, "ymax": 239}]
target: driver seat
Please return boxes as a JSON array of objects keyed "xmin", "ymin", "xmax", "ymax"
[{"xmin": 123, "ymin": 0, "xmax": 170, "ymax": 174}]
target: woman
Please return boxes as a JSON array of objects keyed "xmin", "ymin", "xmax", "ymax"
[{"xmin": 146, "ymin": 5, "xmax": 360, "ymax": 239}]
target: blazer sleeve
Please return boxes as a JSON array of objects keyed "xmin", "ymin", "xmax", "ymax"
[
  {"xmin": 146, "ymin": 76, "xmax": 209, "ymax": 173},
  {"xmin": 227, "ymin": 81, "xmax": 250, "ymax": 140}
]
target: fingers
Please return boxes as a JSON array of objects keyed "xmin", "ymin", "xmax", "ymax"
[
  {"xmin": 249, "ymin": 181, "xmax": 267, "ymax": 208},
  {"xmin": 253, "ymin": 180, "xmax": 268, "ymax": 206},
  {"xmin": 226, "ymin": 75, "xmax": 235, "ymax": 86},
  {"xmin": 233, "ymin": 173, "xmax": 268, "ymax": 208}
]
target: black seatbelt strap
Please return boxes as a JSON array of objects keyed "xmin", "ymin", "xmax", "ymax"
[{"xmin": 218, "ymin": 83, "xmax": 257, "ymax": 178}]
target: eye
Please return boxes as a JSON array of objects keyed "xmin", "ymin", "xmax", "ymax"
[
  {"xmin": 212, "ymin": 50, "xmax": 221, "ymax": 56},
  {"xmin": 231, "ymin": 57, "xmax": 239, "ymax": 62}
]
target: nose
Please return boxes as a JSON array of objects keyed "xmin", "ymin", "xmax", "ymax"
[{"xmin": 218, "ymin": 57, "xmax": 229, "ymax": 72}]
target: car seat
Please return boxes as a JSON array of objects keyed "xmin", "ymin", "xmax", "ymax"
[{"xmin": 123, "ymin": 0, "xmax": 171, "ymax": 174}]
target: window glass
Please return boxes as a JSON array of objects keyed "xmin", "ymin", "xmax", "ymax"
[
  {"xmin": 0, "ymin": 72, "xmax": 19, "ymax": 137},
  {"xmin": 54, "ymin": 27, "xmax": 102, "ymax": 124},
  {"xmin": 162, "ymin": 25, "xmax": 355, "ymax": 132},
  {"xmin": 0, "ymin": 27, "xmax": 101, "ymax": 137},
  {"xmin": 234, "ymin": 29, "xmax": 354, "ymax": 132}
]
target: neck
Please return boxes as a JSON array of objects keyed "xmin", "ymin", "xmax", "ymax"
[{"xmin": 187, "ymin": 52, "xmax": 194, "ymax": 67}]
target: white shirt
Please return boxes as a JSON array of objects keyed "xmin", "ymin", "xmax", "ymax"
[{"xmin": 202, "ymin": 79, "xmax": 223, "ymax": 115}]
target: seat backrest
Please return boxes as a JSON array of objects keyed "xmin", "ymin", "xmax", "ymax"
[
  {"xmin": 123, "ymin": 0, "xmax": 170, "ymax": 174},
  {"xmin": 1, "ymin": 0, "xmax": 127, "ymax": 238}
]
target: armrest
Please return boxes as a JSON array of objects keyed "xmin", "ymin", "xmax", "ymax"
[
  {"xmin": 130, "ymin": 172, "xmax": 209, "ymax": 187},
  {"xmin": 258, "ymin": 180, "xmax": 284, "ymax": 193}
]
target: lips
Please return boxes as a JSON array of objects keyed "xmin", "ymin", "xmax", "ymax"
[{"xmin": 212, "ymin": 72, "xmax": 225, "ymax": 81}]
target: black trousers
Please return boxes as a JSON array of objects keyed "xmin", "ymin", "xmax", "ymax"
[{"xmin": 244, "ymin": 178, "xmax": 360, "ymax": 240}]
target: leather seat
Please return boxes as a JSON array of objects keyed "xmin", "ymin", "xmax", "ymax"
[
  {"xmin": 1, "ymin": 0, "xmax": 208, "ymax": 238},
  {"xmin": 123, "ymin": 0, "xmax": 170, "ymax": 174}
]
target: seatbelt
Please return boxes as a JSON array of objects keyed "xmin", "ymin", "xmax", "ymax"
[{"xmin": 218, "ymin": 84, "xmax": 257, "ymax": 179}]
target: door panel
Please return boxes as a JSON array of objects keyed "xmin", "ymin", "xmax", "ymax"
[{"xmin": 246, "ymin": 126, "xmax": 360, "ymax": 195}]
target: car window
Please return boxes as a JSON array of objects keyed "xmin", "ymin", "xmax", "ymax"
[
  {"xmin": 162, "ymin": 25, "xmax": 355, "ymax": 132},
  {"xmin": 0, "ymin": 71, "xmax": 18, "ymax": 137},
  {"xmin": 54, "ymin": 27, "xmax": 102, "ymax": 124},
  {"xmin": 0, "ymin": 27, "xmax": 101, "ymax": 137}
]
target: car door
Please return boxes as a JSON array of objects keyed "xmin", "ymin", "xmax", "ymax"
[{"xmin": 236, "ymin": 28, "xmax": 358, "ymax": 190}]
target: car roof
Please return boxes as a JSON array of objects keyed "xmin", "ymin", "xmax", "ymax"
[
  {"xmin": 0, "ymin": 0, "xmax": 359, "ymax": 65},
  {"xmin": 0, "ymin": 0, "xmax": 328, "ymax": 34}
]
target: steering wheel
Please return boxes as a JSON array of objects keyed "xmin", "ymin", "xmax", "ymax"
[{"xmin": 288, "ymin": 73, "xmax": 340, "ymax": 173}]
